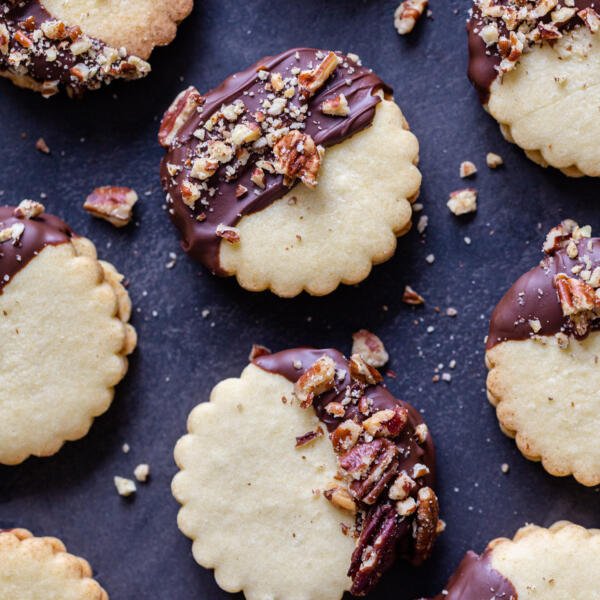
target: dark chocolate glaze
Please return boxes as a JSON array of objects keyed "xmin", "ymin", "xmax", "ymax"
[
  {"xmin": 0, "ymin": 1, "xmax": 147, "ymax": 96},
  {"xmin": 160, "ymin": 48, "xmax": 389, "ymax": 275},
  {"xmin": 254, "ymin": 347, "xmax": 436, "ymax": 594},
  {"xmin": 487, "ymin": 238, "xmax": 600, "ymax": 349},
  {"xmin": 467, "ymin": 0, "xmax": 597, "ymax": 104},
  {"xmin": 0, "ymin": 205, "xmax": 74, "ymax": 292},
  {"xmin": 428, "ymin": 549, "xmax": 517, "ymax": 600}
]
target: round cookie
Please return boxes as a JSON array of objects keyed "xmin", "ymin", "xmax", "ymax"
[
  {"xmin": 172, "ymin": 348, "xmax": 441, "ymax": 599},
  {"xmin": 468, "ymin": 1, "xmax": 600, "ymax": 177},
  {"xmin": 159, "ymin": 48, "xmax": 421, "ymax": 297},
  {"xmin": 428, "ymin": 521, "xmax": 600, "ymax": 599},
  {"xmin": 0, "ymin": 528, "xmax": 108, "ymax": 599},
  {"xmin": 0, "ymin": 202, "xmax": 136, "ymax": 465},
  {"xmin": 0, "ymin": 0, "xmax": 193, "ymax": 97},
  {"xmin": 486, "ymin": 220, "xmax": 600, "ymax": 486}
]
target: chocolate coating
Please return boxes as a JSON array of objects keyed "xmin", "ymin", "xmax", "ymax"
[
  {"xmin": 429, "ymin": 549, "xmax": 516, "ymax": 600},
  {"xmin": 160, "ymin": 48, "xmax": 389, "ymax": 275},
  {"xmin": 0, "ymin": 1, "xmax": 148, "ymax": 96},
  {"xmin": 467, "ymin": 1, "xmax": 596, "ymax": 104},
  {"xmin": 0, "ymin": 206, "xmax": 74, "ymax": 292},
  {"xmin": 487, "ymin": 238, "xmax": 600, "ymax": 349},
  {"xmin": 254, "ymin": 347, "xmax": 437, "ymax": 595}
]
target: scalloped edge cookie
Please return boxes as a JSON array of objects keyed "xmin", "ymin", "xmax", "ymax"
[{"xmin": 0, "ymin": 528, "xmax": 108, "ymax": 599}]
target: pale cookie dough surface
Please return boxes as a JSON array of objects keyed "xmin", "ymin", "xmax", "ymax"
[
  {"xmin": 0, "ymin": 237, "xmax": 136, "ymax": 465},
  {"xmin": 219, "ymin": 99, "xmax": 421, "ymax": 297},
  {"xmin": 41, "ymin": 0, "xmax": 193, "ymax": 58},
  {"xmin": 488, "ymin": 27, "xmax": 600, "ymax": 177},
  {"xmin": 486, "ymin": 334, "xmax": 600, "ymax": 486},
  {"xmin": 0, "ymin": 529, "xmax": 108, "ymax": 600},
  {"xmin": 172, "ymin": 364, "xmax": 356, "ymax": 600},
  {"xmin": 489, "ymin": 522, "xmax": 600, "ymax": 599}
]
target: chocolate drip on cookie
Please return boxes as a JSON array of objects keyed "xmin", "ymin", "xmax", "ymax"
[
  {"xmin": 0, "ymin": 1, "xmax": 149, "ymax": 97},
  {"xmin": 467, "ymin": 0, "xmax": 598, "ymax": 103},
  {"xmin": 0, "ymin": 204, "xmax": 74, "ymax": 292},
  {"xmin": 488, "ymin": 223, "xmax": 600, "ymax": 349},
  {"xmin": 159, "ymin": 48, "xmax": 389, "ymax": 276},
  {"xmin": 428, "ymin": 549, "xmax": 517, "ymax": 600},
  {"xmin": 254, "ymin": 348, "xmax": 440, "ymax": 597}
]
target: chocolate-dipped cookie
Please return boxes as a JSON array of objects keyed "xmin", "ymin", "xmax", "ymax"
[
  {"xmin": 172, "ymin": 347, "xmax": 441, "ymax": 599},
  {"xmin": 486, "ymin": 220, "xmax": 600, "ymax": 485},
  {"xmin": 159, "ymin": 48, "xmax": 421, "ymax": 297},
  {"xmin": 0, "ymin": 201, "xmax": 136, "ymax": 465},
  {"xmin": 428, "ymin": 522, "xmax": 600, "ymax": 599},
  {"xmin": 0, "ymin": 0, "xmax": 193, "ymax": 96},
  {"xmin": 468, "ymin": 1, "xmax": 600, "ymax": 177}
]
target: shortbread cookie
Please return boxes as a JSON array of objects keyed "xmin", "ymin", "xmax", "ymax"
[
  {"xmin": 0, "ymin": 202, "xmax": 136, "ymax": 465},
  {"xmin": 0, "ymin": 0, "xmax": 193, "ymax": 97},
  {"xmin": 0, "ymin": 528, "xmax": 108, "ymax": 599},
  {"xmin": 486, "ymin": 220, "xmax": 600, "ymax": 486},
  {"xmin": 173, "ymin": 348, "xmax": 440, "ymax": 599},
  {"xmin": 468, "ymin": 1, "xmax": 600, "ymax": 177},
  {"xmin": 428, "ymin": 521, "xmax": 600, "ymax": 599},
  {"xmin": 160, "ymin": 48, "xmax": 421, "ymax": 297}
]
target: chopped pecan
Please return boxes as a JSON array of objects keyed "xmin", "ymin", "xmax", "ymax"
[
  {"xmin": 348, "ymin": 503, "xmax": 400, "ymax": 596},
  {"xmin": 321, "ymin": 94, "xmax": 350, "ymax": 117},
  {"xmin": 402, "ymin": 285, "xmax": 425, "ymax": 305},
  {"xmin": 295, "ymin": 426, "xmax": 324, "ymax": 448},
  {"xmin": 351, "ymin": 330, "xmax": 389, "ymax": 368},
  {"xmin": 158, "ymin": 87, "xmax": 205, "ymax": 148},
  {"xmin": 555, "ymin": 273, "xmax": 600, "ymax": 335},
  {"xmin": 248, "ymin": 344, "xmax": 271, "ymax": 361},
  {"xmin": 330, "ymin": 419, "xmax": 363, "ymax": 453},
  {"xmin": 412, "ymin": 486, "xmax": 439, "ymax": 565},
  {"xmin": 349, "ymin": 354, "xmax": 383, "ymax": 385},
  {"xmin": 324, "ymin": 483, "xmax": 357, "ymax": 513},
  {"xmin": 447, "ymin": 188, "xmax": 477, "ymax": 216},
  {"xmin": 579, "ymin": 7, "xmax": 600, "ymax": 33},
  {"xmin": 325, "ymin": 401, "xmax": 346, "ymax": 418},
  {"xmin": 340, "ymin": 439, "xmax": 399, "ymax": 505},
  {"xmin": 83, "ymin": 186, "xmax": 138, "ymax": 228},
  {"xmin": 215, "ymin": 224, "xmax": 241, "ymax": 244},
  {"xmin": 294, "ymin": 355, "xmax": 336, "ymax": 408},
  {"xmin": 543, "ymin": 220, "xmax": 578, "ymax": 255},
  {"xmin": 14, "ymin": 200, "xmax": 44, "ymax": 219},
  {"xmin": 394, "ymin": 0, "xmax": 428, "ymax": 35},
  {"xmin": 388, "ymin": 471, "xmax": 416, "ymax": 501},
  {"xmin": 298, "ymin": 51, "xmax": 340, "ymax": 99},
  {"xmin": 363, "ymin": 406, "xmax": 408, "ymax": 438},
  {"xmin": 35, "ymin": 137, "xmax": 50, "ymax": 154},
  {"xmin": 273, "ymin": 131, "xmax": 323, "ymax": 189}
]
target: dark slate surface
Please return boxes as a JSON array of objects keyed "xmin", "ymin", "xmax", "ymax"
[{"xmin": 0, "ymin": 1, "xmax": 598, "ymax": 598}]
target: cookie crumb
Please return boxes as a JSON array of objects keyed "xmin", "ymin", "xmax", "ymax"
[
  {"xmin": 459, "ymin": 161, "xmax": 477, "ymax": 178},
  {"xmin": 486, "ymin": 152, "xmax": 504, "ymax": 169},
  {"xmin": 134, "ymin": 464, "xmax": 150, "ymax": 483},
  {"xmin": 447, "ymin": 188, "xmax": 477, "ymax": 216},
  {"xmin": 114, "ymin": 476, "xmax": 136, "ymax": 497},
  {"xmin": 35, "ymin": 137, "xmax": 50, "ymax": 155}
]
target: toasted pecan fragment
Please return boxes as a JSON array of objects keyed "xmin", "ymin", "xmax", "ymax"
[
  {"xmin": 351, "ymin": 330, "xmax": 389, "ymax": 368},
  {"xmin": 321, "ymin": 94, "xmax": 350, "ymax": 117},
  {"xmin": 295, "ymin": 426, "xmax": 324, "ymax": 448},
  {"xmin": 323, "ymin": 483, "xmax": 357, "ymax": 513},
  {"xmin": 84, "ymin": 186, "xmax": 138, "ymax": 228},
  {"xmin": 298, "ymin": 51, "xmax": 341, "ymax": 99},
  {"xmin": 543, "ymin": 220, "xmax": 578, "ymax": 255},
  {"xmin": 412, "ymin": 486, "xmax": 440, "ymax": 564},
  {"xmin": 555, "ymin": 273, "xmax": 600, "ymax": 335},
  {"xmin": 215, "ymin": 223, "xmax": 241, "ymax": 244},
  {"xmin": 402, "ymin": 285, "xmax": 425, "ymax": 305},
  {"xmin": 363, "ymin": 407, "xmax": 408, "ymax": 438},
  {"xmin": 159, "ymin": 87, "xmax": 205, "ymax": 148},
  {"xmin": 273, "ymin": 131, "xmax": 323, "ymax": 188},
  {"xmin": 35, "ymin": 137, "xmax": 50, "ymax": 154},
  {"xmin": 349, "ymin": 354, "xmax": 383, "ymax": 385},
  {"xmin": 330, "ymin": 419, "xmax": 363, "ymax": 453},
  {"xmin": 294, "ymin": 355, "xmax": 336, "ymax": 408},
  {"xmin": 394, "ymin": 0, "xmax": 428, "ymax": 35},
  {"xmin": 14, "ymin": 200, "xmax": 44, "ymax": 219}
]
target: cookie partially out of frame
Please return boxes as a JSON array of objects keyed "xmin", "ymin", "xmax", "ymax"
[
  {"xmin": 0, "ymin": 0, "xmax": 193, "ymax": 97},
  {"xmin": 0, "ymin": 528, "xmax": 108, "ymax": 599},
  {"xmin": 0, "ymin": 202, "xmax": 136, "ymax": 465},
  {"xmin": 468, "ymin": 1, "xmax": 600, "ymax": 177},
  {"xmin": 428, "ymin": 522, "xmax": 600, "ymax": 599},
  {"xmin": 173, "ymin": 348, "xmax": 440, "ymax": 599},
  {"xmin": 160, "ymin": 48, "xmax": 421, "ymax": 297},
  {"xmin": 486, "ymin": 220, "xmax": 600, "ymax": 486}
]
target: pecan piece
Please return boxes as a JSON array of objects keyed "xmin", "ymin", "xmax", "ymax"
[
  {"xmin": 543, "ymin": 220, "xmax": 578, "ymax": 255},
  {"xmin": 293, "ymin": 355, "xmax": 336, "ymax": 408},
  {"xmin": 298, "ymin": 51, "xmax": 340, "ymax": 99},
  {"xmin": 394, "ymin": 0, "xmax": 428, "ymax": 35},
  {"xmin": 273, "ymin": 131, "xmax": 323, "ymax": 189},
  {"xmin": 402, "ymin": 285, "xmax": 425, "ymax": 305},
  {"xmin": 83, "ymin": 186, "xmax": 138, "ymax": 228},
  {"xmin": 295, "ymin": 426, "xmax": 324, "ymax": 448},
  {"xmin": 340, "ymin": 439, "xmax": 399, "ymax": 505},
  {"xmin": 321, "ymin": 94, "xmax": 350, "ymax": 117},
  {"xmin": 555, "ymin": 273, "xmax": 600, "ymax": 335},
  {"xmin": 348, "ymin": 503, "xmax": 400, "ymax": 596},
  {"xmin": 330, "ymin": 419, "xmax": 363, "ymax": 453},
  {"xmin": 412, "ymin": 486, "xmax": 440, "ymax": 565},
  {"xmin": 324, "ymin": 483, "xmax": 357, "ymax": 513},
  {"xmin": 362, "ymin": 406, "xmax": 408, "ymax": 438},
  {"xmin": 579, "ymin": 7, "xmax": 600, "ymax": 33},
  {"xmin": 248, "ymin": 344, "xmax": 271, "ymax": 361},
  {"xmin": 14, "ymin": 200, "xmax": 44, "ymax": 219},
  {"xmin": 351, "ymin": 330, "xmax": 389, "ymax": 368},
  {"xmin": 159, "ymin": 87, "xmax": 205, "ymax": 148},
  {"xmin": 215, "ymin": 224, "xmax": 241, "ymax": 244},
  {"xmin": 349, "ymin": 354, "xmax": 383, "ymax": 385}
]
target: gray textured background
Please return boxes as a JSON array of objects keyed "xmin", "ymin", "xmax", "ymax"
[{"xmin": 0, "ymin": 1, "xmax": 598, "ymax": 598}]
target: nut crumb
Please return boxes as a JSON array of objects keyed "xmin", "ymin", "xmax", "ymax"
[
  {"xmin": 35, "ymin": 137, "xmax": 50, "ymax": 154},
  {"xmin": 447, "ymin": 188, "xmax": 477, "ymax": 216},
  {"xmin": 501, "ymin": 463, "xmax": 510, "ymax": 474},
  {"xmin": 394, "ymin": 0, "xmax": 428, "ymax": 34},
  {"xmin": 134, "ymin": 464, "xmax": 150, "ymax": 483},
  {"xmin": 84, "ymin": 186, "xmax": 138, "ymax": 228},
  {"xmin": 486, "ymin": 152, "xmax": 503, "ymax": 169},
  {"xmin": 114, "ymin": 476, "xmax": 136, "ymax": 497},
  {"xmin": 459, "ymin": 161, "xmax": 477, "ymax": 178},
  {"xmin": 403, "ymin": 285, "xmax": 425, "ymax": 305},
  {"xmin": 351, "ymin": 329, "xmax": 389, "ymax": 367}
]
